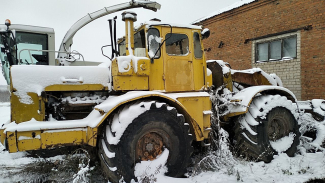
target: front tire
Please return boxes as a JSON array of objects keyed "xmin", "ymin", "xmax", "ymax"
[
  {"xmin": 234, "ymin": 95, "xmax": 300, "ymax": 162},
  {"xmin": 98, "ymin": 101, "xmax": 193, "ymax": 182}
]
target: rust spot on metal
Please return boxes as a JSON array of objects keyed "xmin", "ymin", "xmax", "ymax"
[
  {"xmin": 136, "ymin": 132, "xmax": 164, "ymax": 161},
  {"xmin": 95, "ymin": 108, "xmax": 105, "ymax": 115},
  {"xmin": 232, "ymin": 72, "xmax": 272, "ymax": 86}
]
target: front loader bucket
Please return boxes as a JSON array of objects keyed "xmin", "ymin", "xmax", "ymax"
[{"xmin": 0, "ymin": 85, "xmax": 10, "ymax": 102}]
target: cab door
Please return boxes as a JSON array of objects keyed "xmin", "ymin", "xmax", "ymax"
[{"xmin": 162, "ymin": 28, "xmax": 194, "ymax": 92}]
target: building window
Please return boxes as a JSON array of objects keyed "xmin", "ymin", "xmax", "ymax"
[{"xmin": 256, "ymin": 35, "xmax": 297, "ymax": 62}]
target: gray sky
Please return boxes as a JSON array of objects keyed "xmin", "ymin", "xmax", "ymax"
[{"xmin": 1, "ymin": 0, "xmax": 239, "ymax": 62}]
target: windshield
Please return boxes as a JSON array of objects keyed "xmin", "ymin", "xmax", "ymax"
[{"xmin": 16, "ymin": 32, "xmax": 48, "ymax": 65}]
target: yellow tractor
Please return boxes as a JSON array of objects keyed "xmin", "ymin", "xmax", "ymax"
[{"xmin": 2, "ymin": 1, "xmax": 320, "ymax": 182}]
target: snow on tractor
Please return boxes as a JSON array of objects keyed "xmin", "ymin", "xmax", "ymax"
[{"xmin": 0, "ymin": 1, "xmax": 324, "ymax": 182}]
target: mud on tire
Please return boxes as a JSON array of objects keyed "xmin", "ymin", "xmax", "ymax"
[
  {"xmin": 98, "ymin": 101, "xmax": 193, "ymax": 183},
  {"xmin": 233, "ymin": 95, "xmax": 300, "ymax": 162}
]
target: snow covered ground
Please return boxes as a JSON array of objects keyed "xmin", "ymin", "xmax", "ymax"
[{"xmin": 0, "ymin": 102, "xmax": 324, "ymax": 183}]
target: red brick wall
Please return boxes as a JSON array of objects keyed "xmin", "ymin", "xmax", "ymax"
[{"xmin": 199, "ymin": 0, "xmax": 325, "ymax": 100}]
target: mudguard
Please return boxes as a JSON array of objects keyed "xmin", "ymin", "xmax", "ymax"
[
  {"xmin": 225, "ymin": 85, "xmax": 297, "ymax": 118},
  {"xmin": 93, "ymin": 91, "xmax": 211, "ymax": 141}
]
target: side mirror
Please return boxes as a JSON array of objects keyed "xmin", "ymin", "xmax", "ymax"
[{"xmin": 201, "ymin": 28, "xmax": 210, "ymax": 40}]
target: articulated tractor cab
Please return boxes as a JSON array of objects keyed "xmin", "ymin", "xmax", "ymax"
[
  {"xmin": 0, "ymin": 20, "xmax": 55, "ymax": 85},
  {"xmin": 1, "ymin": 1, "xmax": 320, "ymax": 182}
]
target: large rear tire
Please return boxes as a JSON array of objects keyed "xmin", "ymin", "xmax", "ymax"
[
  {"xmin": 234, "ymin": 95, "xmax": 300, "ymax": 162},
  {"xmin": 98, "ymin": 101, "xmax": 193, "ymax": 183}
]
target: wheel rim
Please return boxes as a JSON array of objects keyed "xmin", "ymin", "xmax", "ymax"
[
  {"xmin": 136, "ymin": 131, "xmax": 168, "ymax": 161},
  {"xmin": 267, "ymin": 115, "xmax": 290, "ymax": 142}
]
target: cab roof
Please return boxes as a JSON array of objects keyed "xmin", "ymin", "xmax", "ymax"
[
  {"xmin": 0, "ymin": 24, "xmax": 54, "ymax": 34},
  {"xmin": 140, "ymin": 21, "xmax": 202, "ymax": 30}
]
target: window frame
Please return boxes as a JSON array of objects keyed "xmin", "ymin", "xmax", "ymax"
[
  {"xmin": 147, "ymin": 28, "xmax": 161, "ymax": 59},
  {"xmin": 193, "ymin": 32, "xmax": 203, "ymax": 59},
  {"xmin": 15, "ymin": 31, "xmax": 49, "ymax": 65},
  {"xmin": 255, "ymin": 35, "xmax": 297, "ymax": 62},
  {"xmin": 134, "ymin": 29, "xmax": 146, "ymax": 50},
  {"xmin": 165, "ymin": 33, "xmax": 190, "ymax": 56}
]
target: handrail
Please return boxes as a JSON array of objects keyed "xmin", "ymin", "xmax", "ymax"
[{"xmin": 18, "ymin": 49, "xmax": 84, "ymax": 65}]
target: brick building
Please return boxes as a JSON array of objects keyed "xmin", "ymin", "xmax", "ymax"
[{"xmin": 194, "ymin": 0, "xmax": 325, "ymax": 100}]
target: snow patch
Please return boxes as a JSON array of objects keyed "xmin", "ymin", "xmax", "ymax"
[
  {"xmin": 311, "ymin": 99, "xmax": 325, "ymax": 116},
  {"xmin": 239, "ymin": 117, "xmax": 257, "ymax": 136},
  {"xmin": 123, "ymin": 12, "xmax": 136, "ymax": 20},
  {"xmin": 270, "ymin": 133, "xmax": 296, "ymax": 153},
  {"xmin": 18, "ymin": 135, "xmax": 41, "ymax": 141},
  {"xmin": 62, "ymin": 95, "xmax": 107, "ymax": 105},
  {"xmin": 250, "ymin": 95, "xmax": 297, "ymax": 119},
  {"xmin": 206, "ymin": 68, "xmax": 212, "ymax": 76},
  {"xmin": 116, "ymin": 55, "xmax": 149, "ymax": 73},
  {"xmin": 3, "ymin": 110, "xmax": 105, "ymax": 132},
  {"xmin": 228, "ymin": 86, "xmax": 297, "ymax": 115},
  {"xmin": 201, "ymin": 28, "xmax": 210, "ymax": 35},
  {"xmin": 106, "ymin": 101, "xmax": 155, "ymax": 145},
  {"xmin": 270, "ymin": 73, "xmax": 283, "ymax": 86},
  {"xmin": 203, "ymin": 110, "xmax": 213, "ymax": 115},
  {"xmin": 145, "ymin": 21, "xmax": 202, "ymax": 30},
  {"xmin": 11, "ymin": 65, "xmax": 110, "ymax": 104},
  {"xmin": 133, "ymin": 149, "xmax": 169, "ymax": 182},
  {"xmin": 299, "ymin": 113, "xmax": 325, "ymax": 152},
  {"xmin": 101, "ymin": 139, "xmax": 115, "ymax": 158}
]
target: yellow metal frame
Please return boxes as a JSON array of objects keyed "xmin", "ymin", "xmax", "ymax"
[{"xmin": 4, "ymin": 93, "xmax": 211, "ymax": 153}]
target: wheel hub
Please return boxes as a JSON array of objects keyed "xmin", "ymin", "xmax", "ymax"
[
  {"xmin": 136, "ymin": 132, "xmax": 164, "ymax": 161},
  {"xmin": 268, "ymin": 117, "xmax": 288, "ymax": 141}
]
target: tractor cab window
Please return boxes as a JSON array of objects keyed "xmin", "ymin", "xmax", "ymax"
[
  {"xmin": 193, "ymin": 32, "xmax": 203, "ymax": 59},
  {"xmin": 118, "ymin": 39, "xmax": 126, "ymax": 56},
  {"xmin": 147, "ymin": 28, "xmax": 160, "ymax": 59},
  {"xmin": 165, "ymin": 33, "xmax": 189, "ymax": 56},
  {"xmin": 16, "ymin": 32, "xmax": 48, "ymax": 65},
  {"xmin": 118, "ymin": 29, "xmax": 146, "ymax": 57},
  {"xmin": 134, "ymin": 29, "xmax": 146, "ymax": 57}
]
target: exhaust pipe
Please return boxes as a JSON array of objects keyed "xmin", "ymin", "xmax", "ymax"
[{"xmin": 122, "ymin": 11, "xmax": 137, "ymax": 56}]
